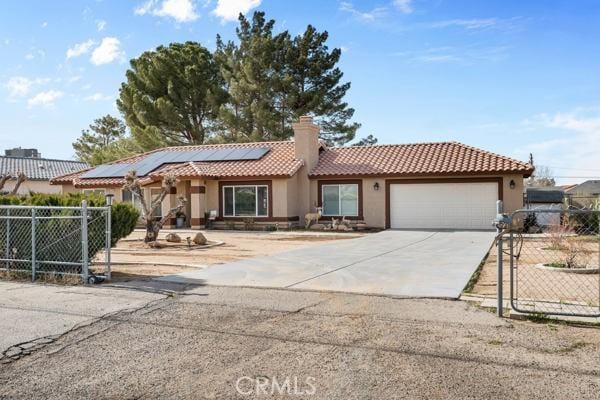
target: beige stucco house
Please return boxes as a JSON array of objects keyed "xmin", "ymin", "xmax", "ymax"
[
  {"xmin": 51, "ymin": 116, "xmax": 533, "ymax": 230},
  {"xmin": 0, "ymin": 155, "xmax": 88, "ymax": 195}
]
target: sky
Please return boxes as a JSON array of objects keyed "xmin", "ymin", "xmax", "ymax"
[{"xmin": 1, "ymin": 0, "xmax": 599, "ymax": 184}]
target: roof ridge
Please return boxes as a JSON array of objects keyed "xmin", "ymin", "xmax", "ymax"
[
  {"xmin": 334, "ymin": 141, "xmax": 456, "ymax": 150},
  {"xmin": 0, "ymin": 155, "xmax": 88, "ymax": 164}
]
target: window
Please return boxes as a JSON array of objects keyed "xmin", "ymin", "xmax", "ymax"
[
  {"xmin": 82, "ymin": 189, "xmax": 105, "ymax": 196},
  {"xmin": 122, "ymin": 189, "xmax": 143, "ymax": 212},
  {"xmin": 150, "ymin": 188, "xmax": 163, "ymax": 219},
  {"xmin": 222, "ymin": 185, "xmax": 268, "ymax": 217},
  {"xmin": 322, "ymin": 184, "xmax": 359, "ymax": 216}
]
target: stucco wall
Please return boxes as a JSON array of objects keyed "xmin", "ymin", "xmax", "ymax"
[
  {"xmin": 310, "ymin": 175, "xmax": 525, "ymax": 228},
  {"xmin": 4, "ymin": 180, "xmax": 62, "ymax": 195}
]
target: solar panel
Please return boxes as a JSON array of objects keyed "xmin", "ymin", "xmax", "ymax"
[
  {"xmin": 243, "ymin": 147, "xmax": 270, "ymax": 159},
  {"xmin": 222, "ymin": 148, "xmax": 254, "ymax": 160},
  {"xmin": 81, "ymin": 147, "xmax": 271, "ymax": 178}
]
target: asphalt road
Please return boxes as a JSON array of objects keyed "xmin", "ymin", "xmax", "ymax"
[{"xmin": 1, "ymin": 283, "xmax": 599, "ymax": 399}]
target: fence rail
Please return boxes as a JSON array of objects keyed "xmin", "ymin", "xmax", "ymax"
[
  {"xmin": 0, "ymin": 201, "xmax": 111, "ymax": 283},
  {"xmin": 506, "ymin": 208, "xmax": 599, "ymax": 317}
]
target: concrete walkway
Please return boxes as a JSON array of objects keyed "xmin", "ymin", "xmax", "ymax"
[{"xmin": 163, "ymin": 230, "xmax": 495, "ymax": 298}]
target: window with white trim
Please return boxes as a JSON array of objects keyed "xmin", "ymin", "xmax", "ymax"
[
  {"xmin": 322, "ymin": 184, "xmax": 358, "ymax": 216},
  {"xmin": 222, "ymin": 185, "xmax": 268, "ymax": 217}
]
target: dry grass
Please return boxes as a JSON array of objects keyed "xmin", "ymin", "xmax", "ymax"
[{"xmin": 470, "ymin": 235, "xmax": 599, "ymax": 308}]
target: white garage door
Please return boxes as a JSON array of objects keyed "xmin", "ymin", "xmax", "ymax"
[{"xmin": 389, "ymin": 182, "xmax": 498, "ymax": 230}]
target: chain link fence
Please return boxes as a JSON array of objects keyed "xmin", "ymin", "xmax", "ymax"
[
  {"xmin": 508, "ymin": 208, "xmax": 599, "ymax": 317},
  {"xmin": 0, "ymin": 202, "xmax": 111, "ymax": 283}
]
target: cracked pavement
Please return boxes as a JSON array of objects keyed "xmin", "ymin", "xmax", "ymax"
[{"xmin": 0, "ymin": 282, "xmax": 599, "ymax": 398}]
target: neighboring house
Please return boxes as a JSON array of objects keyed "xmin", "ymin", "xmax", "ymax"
[
  {"xmin": 525, "ymin": 187, "xmax": 565, "ymax": 226},
  {"xmin": 51, "ymin": 116, "xmax": 533, "ymax": 230},
  {"xmin": 563, "ymin": 180, "xmax": 600, "ymax": 207},
  {"xmin": 0, "ymin": 154, "xmax": 89, "ymax": 194}
]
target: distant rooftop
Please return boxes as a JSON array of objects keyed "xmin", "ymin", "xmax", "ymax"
[
  {"xmin": 4, "ymin": 147, "xmax": 41, "ymax": 158},
  {"xmin": 0, "ymin": 155, "xmax": 89, "ymax": 181}
]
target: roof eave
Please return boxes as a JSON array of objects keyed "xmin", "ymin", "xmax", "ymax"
[{"xmin": 309, "ymin": 169, "xmax": 534, "ymax": 179}]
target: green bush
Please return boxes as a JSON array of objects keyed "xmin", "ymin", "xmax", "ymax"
[{"xmin": 0, "ymin": 193, "xmax": 139, "ymax": 274}]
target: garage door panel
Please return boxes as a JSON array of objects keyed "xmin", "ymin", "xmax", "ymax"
[{"xmin": 389, "ymin": 182, "xmax": 497, "ymax": 230}]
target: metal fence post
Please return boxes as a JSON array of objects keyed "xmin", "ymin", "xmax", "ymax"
[
  {"xmin": 81, "ymin": 200, "xmax": 89, "ymax": 283},
  {"xmin": 105, "ymin": 194, "xmax": 113, "ymax": 281},
  {"xmin": 496, "ymin": 200, "xmax": 504, "ymax": 317},
  {"xmin": 31, "ymin": 208, "xmax": 36, "ymax": 282},
  {"xmin": 5, "ymin": 209, "xmax": 9, "ymax": 267}
]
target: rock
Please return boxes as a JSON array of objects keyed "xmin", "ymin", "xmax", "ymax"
[
  {"xmin": 165, "ymin": 233, "xmax": 182, "ymax": 243},
  {"xmin": 192, "ymin": 232, "xmax": 207, "ymax": 245},
  {"xmin": 309, "ymin": 223, "xmax": 326, "ymax": 231}
]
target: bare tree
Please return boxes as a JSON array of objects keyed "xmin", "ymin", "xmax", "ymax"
[
  {"xmin": 123, "ymin": 171, "xmax": 187, "ymax": 243},
  {"xmin": 0, "ymin": 174, "xmax": 10, "ymax": 191},
  {"xmin": 526, "ymin": 165, "xmax": 556, "ymax": 187},
  {"xmin": 10, "ymin": 172, "xmax": 26, "ymax": 195},
  {"xmin": 0, "ymin": 172, "xmax": 27, "ymax": 194}
]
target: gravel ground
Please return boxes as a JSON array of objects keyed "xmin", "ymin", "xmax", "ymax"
[{"xmin": 0, "ymin": 285, "xmax": 599, "ymax": 399}]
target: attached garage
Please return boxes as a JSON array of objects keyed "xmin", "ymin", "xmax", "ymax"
[{"xmin": 387, "ymin": 179, "xmax": 500, "ymax": 230}]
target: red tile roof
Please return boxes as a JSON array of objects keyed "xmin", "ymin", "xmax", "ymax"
[
  {"xmin": 52, "ymin": 140, "xmax": 532, "ymax": 188},
  {"xmin": 52, "ymin": 141, "xmax": 303, "ymax": 188},
  {"xmin": 309, "ymin": 142, "xmax": 533, "ymax": 178}
]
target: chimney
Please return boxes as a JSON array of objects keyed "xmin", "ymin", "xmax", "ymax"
[{"xmin": 293, "ymin": 116, "xmax": 320, "ymax": 171}]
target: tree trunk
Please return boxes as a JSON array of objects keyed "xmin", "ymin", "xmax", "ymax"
[{"xmin": 144, "ymin": 219, "xmax": 161, "ymax": 243}]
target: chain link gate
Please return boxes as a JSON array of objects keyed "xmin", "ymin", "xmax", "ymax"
[
  {"xmin": 0, "ymin": 201, "xmax": 112, "ymax": 283},
  {"xmin": 506, "ymin": 208, "xmax": 600, "ymax": 318}
]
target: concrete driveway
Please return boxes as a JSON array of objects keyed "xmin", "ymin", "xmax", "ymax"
[{"xmin": 165, "ymin": 230, "xmax": 495, "ymax": 298}]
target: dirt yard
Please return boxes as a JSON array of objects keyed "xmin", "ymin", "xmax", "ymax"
[
  {"xmin": 100, "ymin": 230, "xmax": 363, "ymax": 281},
  {"xmin": 469, "ymin": 234, "xmax": 599, "ymax": 314}
]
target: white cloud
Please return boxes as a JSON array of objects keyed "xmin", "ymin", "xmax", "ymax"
[
  {"xmin": 84, "ymin": 92, "xmax": 112, "ymax": 101},
  {"xmin": 428, "ymin": 18, "xmax": 499, "ymax": 30},
  {"xmin": 27, "ymin": 90, "xmax": 64, "ymax": 108},
  {"xmin": 90, "ymin": 37, "xmax": 124, "ymax": 65},
  {"xmin": 393, "ymin": 0, "xmax": 413, "ymax": 14},
  {"xmin": 6, "ymin": 77, "xmax": 35, "ymax": 97},
  {"xmin": 135, "ymin": 0, "xmax": 199, "ymax": 22},
  {"xmin": 213, "ymin": 0, "xmax": 261, "ymax": 22},
  {"xmin": 518, "ymin": 108, "xmax": 600, "ymax": 184},
  {"xmin": 25, "ymin": 53, "xmax": 35, "ymax": 60},
  {"xmin": 339, "ymin": 2, "xmax": 387, "ymax": 22},
  {"xmin": 96, "ymin": 20, "xmax": 107, "ymax": 31},
  {"xmin": 66, "ymin": 39, "xmax": 95, "ymax": 59},
  {"xmin": 5, "ymin": 76, "xmax": 50, "ymax": 99},
  {"xmin": 41, "ymin": 21, "xmax": 48, "ymax": 28},
  {"xmin": 393, "ymin": 45, "xmax": 510, "ymax": 65}
]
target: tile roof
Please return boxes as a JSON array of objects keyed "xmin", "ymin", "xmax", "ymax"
[
  {"xmin": 52, "ymin": 141, "xmax": 303, "ymax": 188},
  {"xmin": 309, "ymin": 142, "xmax": 533, "ymax": 178},
  {"xmin": 0, "ymin": 156, "xmax": 89, "ymax": 181}
]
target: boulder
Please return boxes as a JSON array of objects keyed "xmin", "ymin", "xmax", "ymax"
[
  {"xmin": 309, "ymin": 223, "xmax": 326, "ymax": 231},
  {"xmin": 165, "ymin": 233, "xmax": 182, "ymax": 243},
  {"xmin": 192, "ymin": 232, "xmax": 208, "ymax": 245}
]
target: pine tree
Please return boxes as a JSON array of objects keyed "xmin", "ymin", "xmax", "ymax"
[
  {"xmin": 117, "ymin": 42, "xmax": 227, "ymax": 150},
  {"xmin": 215, "ymin": 13, "xmax": 284, "ymax": 142},
  {"xmin": 285, "ymin": 25, "xmax": 360, "ymax": 145},
  {"xmin": 216, "ymin": 12, "xmax": 360, "ymax": 146},
  {"xmin": 73, "ymin": 115, "xmax": 128, "ymax": 165}
]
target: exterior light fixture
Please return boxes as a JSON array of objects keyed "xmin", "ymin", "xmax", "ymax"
[
  {"xmin": 105, "ymin": 193, "xmax": 114, "ymax": 206},
  {"xmin": 509, "ymin": 180, "xmax": 516, "ymax": 189},
  {"xmin": 373, "ymin": 182, "xmax": 380, "ymax": 191}
]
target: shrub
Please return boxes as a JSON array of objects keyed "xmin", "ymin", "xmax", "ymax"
[{"xmin": 0, "ymin": 193, "xmax": 139, "ymax": 274}]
